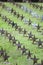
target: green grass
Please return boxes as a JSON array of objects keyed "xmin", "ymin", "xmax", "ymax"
[{"xmin": 0, "ymin": 2, "xmax": 43, "ymax": 65}]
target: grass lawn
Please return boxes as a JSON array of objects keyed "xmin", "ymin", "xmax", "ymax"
[{"xmin": 0, "ymin": 2, "xmax": 43, "ymax": 65}]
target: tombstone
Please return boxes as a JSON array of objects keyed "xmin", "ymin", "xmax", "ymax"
[
  {"xmin": 15, "ymin": 24, "xmax": 18, "ymax": 30},
  {"xmin": 36, "ymin": 24, "xmax": 41, "ymax": 31},
  {"xmin": 11, "ymin": 21, "xmax": 15, "ymax": 28},
  {"xmin": 21, "ymin": 46, "xmax": 27, "ymax": 55},
  {"xmin": 0, "ymin": 47, "xmax": 5, "ymax": 56},
  {"xmin": 11, "ymin": 8, "xmax": 13, "ymax": 13},
  {"xmin": 28, "ymin": 19, "xmax": 32, "ymax": 25},
  {"xmin": 1, "ymin": 28, "xmax": 5, "ymax": 35},
  {"xmin": 31, "ymin": 55, "xmax": 38, "ymax": 65},
  {"xmin": 37, "ymin": 39, "xmax": 43, "ymax": 47},
  {"xmin": 28, "ymin": 32, "xmax": 33, "ymax": 39},
  {"xmin": 5, "ymin": 31, "xmax": 10, "ymax": 37},
  {"xmin": 12, "ymin": 37, "xmax": 16, "ymax": 45},
  {"xmin": 7, "ymin": 19, "xmax": 11, "ymax": 25},
  {"xmin": 16, "ymin": 41, "xmax": 21, "ymax": 49},
  {"xmin": 20, "ymin": 14, "xmax": 24, "ymax": 20},
  {"xmin": 8, "ymin": 34, "xmax": 12, "ymax": 42},
  {"xmin": 14, "ymin": 11, "xmax": 16, "ymax": 16},
  {"xmin": 18, "ymin": 27, "xmax": 22, "ymax": 33},
  {"xmin": 26, "ymin": 50, "xmax": 32, "ymax": 59},
  {"xmin": 4, "ymin": 16, "xmax": 7, "ymax": 22},
  {"xmin": 32, "ymin": 35, "xmax": 38, "ymax": 44},
  {"xmin": 3, "ymin": 52, "xmax": 9, "ymax": 61},
  {"xmin": 17, "ymin": 13, "xmax": 20, "ymax": 18},
  {"xmin": 23, "ymin": 29, "xmax": 27, "ymax": 36}
]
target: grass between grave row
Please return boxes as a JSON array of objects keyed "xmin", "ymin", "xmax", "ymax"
[
  {"xmin": 0, "ymin": 16, "xmax": 34, "ymax": 65},
  {"xmin": 2, "ymin": 2, "xmax": 43, "ymax": 39},
  {"xmin": 0, "ymin": 2, "xmax": 43, "ymax": 65},
  {"xmin": 0, "ymin": 3, "xmax": 42, "ymax": 62}
]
